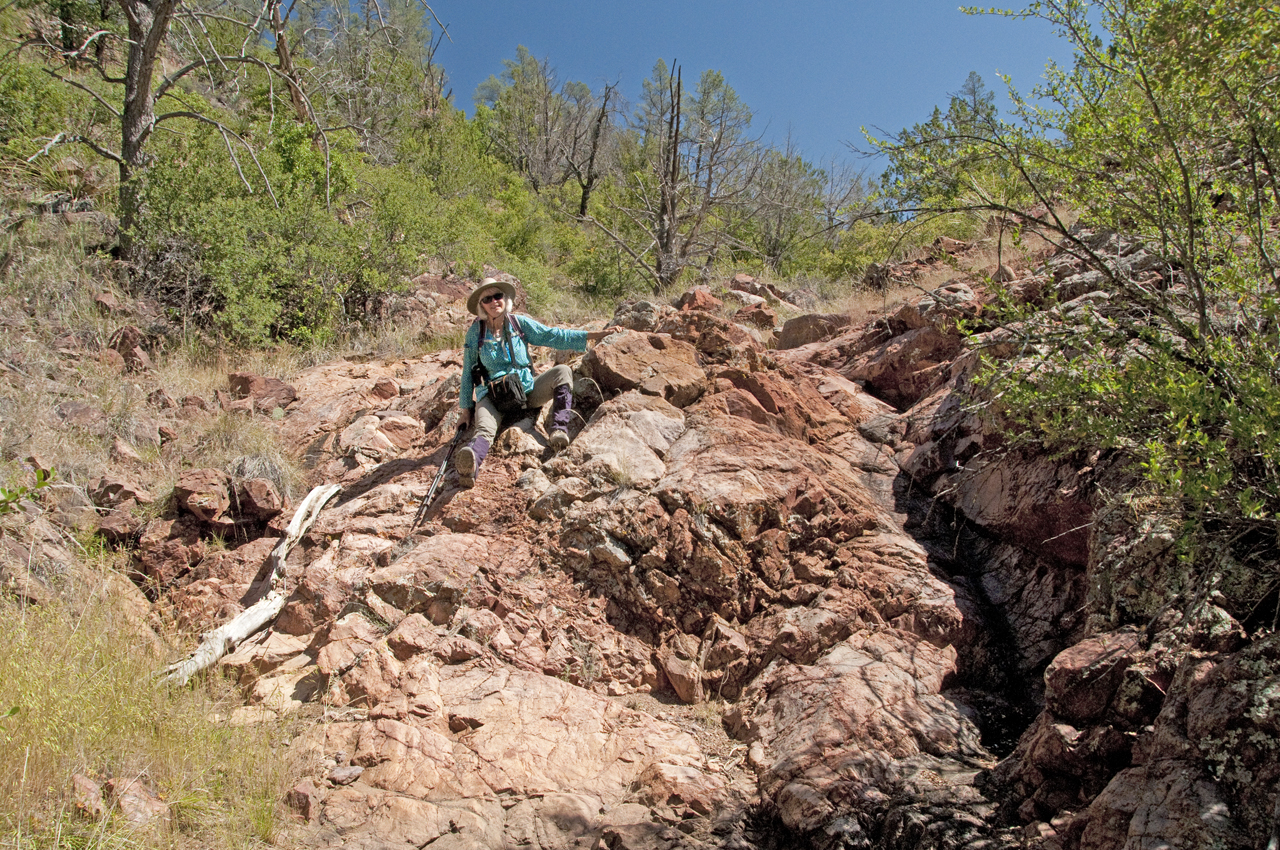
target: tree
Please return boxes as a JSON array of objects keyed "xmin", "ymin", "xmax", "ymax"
[
  {"xmin": 27, "ymin": 0, "xmax": 314, "ymax": 260},
  {"xmin": 475, "ymin": 46, "xmax": 617, "ymax": 211},
  {"xmin": 291, "ymin": 0, "xmax": 440, "ymax": 163},
  {"xmin": 593, "ymin": 61, "xmax": 759, "ymax": 292},
  {"xmin": 740, "ymin": 141, "xmax": 873, "ymax": 275},
  {"xmin": 560, "ymin": 80, "xmax": 616, "ymax": 218},
  {"xmin": 877, "ymin": 0, "xmax": 1280, "ymax": 642},
  {"xmin": 475, "ymin": 46, "xmax": 562, "ymax": 191},
  {"xmin": 877, "ymin": 70, "xmax": 1003, "ymax": 216}
]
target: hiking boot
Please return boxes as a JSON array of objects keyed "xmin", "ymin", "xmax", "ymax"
[
  {"xmin": 455, "ymin": 446, "xmax": 477, "ymax": 488},
  {"xmin": 454, "ymin": 435, "xmax": 490, "ymax": 489},
  {"xmin": 548, "ymin": 429, "xmax": 569, "ymax": 451},
  {"xmin": 550, "ymin": 383, "xmax": 574, "ymax": 432}
]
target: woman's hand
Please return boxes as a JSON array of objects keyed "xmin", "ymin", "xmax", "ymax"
[
  {"xmin": 587, "ymin": 326, "xmax": 624, "ymax": 344},
  {"xmin": 459, "ymin": 408, "xmax": 473, "ymax": 428}
]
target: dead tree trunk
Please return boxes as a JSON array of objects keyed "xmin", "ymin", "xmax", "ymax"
[
  {"xmin": 116, "ymin": 0, "xmax": 180, "ymax": 262},
  {"xmin": 157, "ymin": 483, "xmax": 340, "ymax": 686},
  {"xmin": 268, "ymin": 0, "xmax": 310, "ymax": 127}
]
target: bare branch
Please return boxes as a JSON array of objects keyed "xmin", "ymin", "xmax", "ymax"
[
  {"xmin": 418, "ymin": 1, "xmax": 449, "ymax": 41},
  {"xmin": 155, "ymin": 54, "xmax": 276, "ymax": 102},
  {"xmin": 41, "ymin": 67, "xmax": 123, "ymax": 118},
  {"xmin": 157, "ymin": 484, "xmax": 340, "ymax": 686},
  {"xmin": 155, "ymin": 110, "xmax": 280, "ymax": 206},
  {"xmin": 583, "ymin": 215, "xmax": 660, "ymax": 282},
  {"xmin": 27, "ymin": 131, "xmax": 124, "ymax": 166}
]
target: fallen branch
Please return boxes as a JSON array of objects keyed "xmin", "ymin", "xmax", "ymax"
[{"xmin": 157, "ymin": 483, "xmax": 340, "ymax": 686}]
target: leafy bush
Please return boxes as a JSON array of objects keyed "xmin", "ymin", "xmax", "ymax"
[
  {"xmin": 137, "ymin": 120, "xmax": 413, "ymax": 343},
  {"xmin": 875, "ymin": 0, "xmax": 1280, "ymax": 627},
  {"xmin": 0, "ymin": 467, "xmax": 52, "ymax": 515}
]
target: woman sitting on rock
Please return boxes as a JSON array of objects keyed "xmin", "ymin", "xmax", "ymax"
[{"xmin": 455, "ymin": 278, "xmax": 620, "ymax": 488}]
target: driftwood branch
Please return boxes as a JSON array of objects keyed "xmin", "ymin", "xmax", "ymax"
[{"xmin": 157, "ymin": 483, "xmax": 340, "ymax": 686}]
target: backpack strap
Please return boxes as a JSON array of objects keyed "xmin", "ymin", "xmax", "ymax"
[
  {"xmin": 471, "ymin": 315, "xmax": 531, "ymax": 385},
  {"xmin": 504, "ymin": 315, "xmax": 530, "ymax": 368},
  {"xmin": 469, "ymin": 318, "xmax": 489, "ymax": 386},
  {"xmin": 508, "ymin": 314, "xmax": 527, "ymax": 342}
]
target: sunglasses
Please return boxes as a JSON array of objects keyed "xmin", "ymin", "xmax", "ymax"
[{"xmin": 480, "ymin": 292, "xmax": 505, "ymax": 305}]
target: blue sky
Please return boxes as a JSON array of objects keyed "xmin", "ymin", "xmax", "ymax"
[{"xmin": 431, "ymin": 0, "xmax": 1069, "ymax": 169}]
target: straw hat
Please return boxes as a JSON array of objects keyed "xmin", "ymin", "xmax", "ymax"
[{"xmin": 466, "ymin": 277, "xmax": 517, "ymax": 316}]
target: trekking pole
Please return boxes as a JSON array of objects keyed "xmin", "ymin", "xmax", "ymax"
[{"xmin": 408, "ymin": 423, "xmax": 467, "ymax": 533}]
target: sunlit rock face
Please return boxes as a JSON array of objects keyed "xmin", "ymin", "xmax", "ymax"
[{"xmin": 132, "ymin": 263, "xmax": 1272, "ymax": 849}]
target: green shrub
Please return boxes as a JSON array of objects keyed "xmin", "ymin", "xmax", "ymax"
[{"xmin": 0, "ymin": 468, "xmax": 52, "ymax": 516}]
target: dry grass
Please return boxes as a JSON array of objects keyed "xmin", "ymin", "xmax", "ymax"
[
  {"xmin": 0, "ymin": 560, "xmax": 305, "ymax": 849},
  {"xmin": 817, "ymin": 227, "xmax": 1061, "ymax": 326},
  {"xmin": 0, "ymin": 329, "xmax": 305, "ymax": 506},
  {"xmin": 187, "ymin": 413, "xmax": 304, "ymax": 504},
  {"xmin": 0, "ymin": 218, "xmax": 314, "ymax": 848},
  {"xmin": 825, "ymin": 281, "xmax": 920, "ymax": 325},
  {"xmin": 531, "ymin": 276, "xmax": 632, "ymax": 328}
]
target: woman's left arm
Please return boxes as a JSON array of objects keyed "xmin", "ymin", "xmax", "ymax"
[
  {"xmin": 518, "ymin": 316, "xmax": 586, "ymax": 352},
  {"xmin": 517, "ymin": 316, "xmax": 624, "ymax": 351},
  {"xmin": 587, "ymin": 327, "xmax": 623, "ymax": 343}
]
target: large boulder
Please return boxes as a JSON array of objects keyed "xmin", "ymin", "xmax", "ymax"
[
  {"xmin": 778, "ymin": 313, "xmax": 852, "ymax": 349},
  {"xmin": 173, "ymin": 468, "xmax": 233, "ymax": 525},
  {"xmin": 582, "ymin": 332, "xmax": 707, "ymax": 408},
  {"xmin": 728, "ymin": 630, "xmax": 989, "ymax": 839},
  {"xmin": 229, "ymin": 372, "xmax": 298, "ymax": 412},
  {"xmin": 842, "ymin": 325, "xmax": 965, "ymax": 409},
  {"xmin": 291, "ymin": 664, "xmax": 714, "ymax": 849}
]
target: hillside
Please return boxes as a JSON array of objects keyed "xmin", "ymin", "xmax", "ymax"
[
  {"xmin": 3, "ymin": 218, "xmax": 1275, "ymax": 849},
  {"xmin": 4, "ymin": 0, "xmax": 1280, "ymax": 846}
]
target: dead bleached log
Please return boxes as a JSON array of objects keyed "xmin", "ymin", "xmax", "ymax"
[{"xmin": 158, "ymin": 482, "xmax": 340, "ymax": 686}]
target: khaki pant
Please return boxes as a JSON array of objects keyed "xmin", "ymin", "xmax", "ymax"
[{"xmin": 471, "ymin": 365, "xmax": 573, "ymax": 443}]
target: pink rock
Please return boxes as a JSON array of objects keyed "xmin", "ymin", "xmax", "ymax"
[
  {"xmin": 228, "ymin": 371, "xmax": 298, "ymax": 412},
  {"xmin": 105, "ymin": 776, "xmax": 169, "ymax": 828},
  {"xmin": 734, "ymin": 302, "xmax": 778, "ymax": 330},
  {"xmin": 674, "ymin": 286, "xmax": 723, "ymax": 312},
  {"xmin": 1044, "ymin": 629, "xmax": 1143, "ymax": 724},
  {"xmin": 72, "ymin": 773, "xmax": 104, "ymax": 818},
  {"xmin": 657, "ymin": 650, "xmax": 703, "ymax": 704},
  {"xmin": 174, "ymin": 468, "xmax": 232, "ymax": 523},
  {"xmin": 237, "ymin": 478, "xmax": 283, "ymax": 521},
  {"xmin": 370, "ymin": 378, "xmax": 399, "ymax": 400},
  {"xmin": 88, "ymin": 475, "xmax": 154, "ymax": 507},
  {"xmin": 286, "ymin": 778, "xmax": 322, "ymax": 821},
  {"xmin": 108, "ymin": 325, "xmax": 152, "ymax": 372},
  {"xmin": 96, "ymin": 509, "xmax": 141, "ymax": 543},
  {"xmin": 583, "ymin": 332, "xmax": 707, "ymax": 408},
  {"xmin": 134, "ymin": 516, "xmax": 205, "ymax": 586}
]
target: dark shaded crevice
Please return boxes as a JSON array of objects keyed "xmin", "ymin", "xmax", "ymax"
[{"xmin": 894, "ymin": 472, "xmax": 1041, "ymax": 758}]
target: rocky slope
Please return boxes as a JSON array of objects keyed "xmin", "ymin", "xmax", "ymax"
[{"xmin": 8, "ymin": 240, "xmax": 1276, "ymax": 850}]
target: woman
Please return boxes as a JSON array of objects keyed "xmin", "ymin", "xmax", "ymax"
[{"xmin": 455, "ymin": 278, "xmax": 621, "ymax": 488}]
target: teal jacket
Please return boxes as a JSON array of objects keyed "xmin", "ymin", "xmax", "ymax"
[{"xmin": 460, "ymin": 315, "xmax": 587, "ymax": 409}]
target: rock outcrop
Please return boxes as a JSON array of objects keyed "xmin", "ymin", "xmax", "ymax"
[{"xmin": 46, "ymin": 245, "xmax": 1274, "ymax": 850}]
